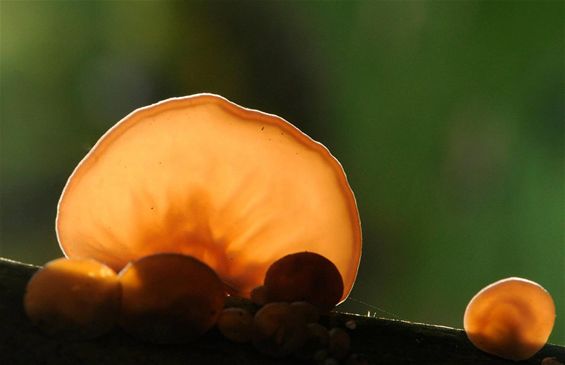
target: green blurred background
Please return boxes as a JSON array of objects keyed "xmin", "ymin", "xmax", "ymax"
[{"xmin": 1, "ymin": 1, "xmax": 563, "ymax": 343}]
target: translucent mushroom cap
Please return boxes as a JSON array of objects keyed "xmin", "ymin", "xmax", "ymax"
[
  {"xmin": 463, "ymin": 277, "xmax": 556, "ymax": 361},
  {"xmin": 56, "ymin": 94, "xmax": 362, "ymax": 300}
]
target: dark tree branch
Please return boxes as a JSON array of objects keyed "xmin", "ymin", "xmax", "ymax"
[{"xmin": 0, "ymin": 257, "xmax": 563, "ymax": 365}]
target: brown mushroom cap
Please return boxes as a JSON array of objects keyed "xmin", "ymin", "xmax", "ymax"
[
  {"xmin": 463, "ymin": 277, "xmax": 556, "ymax": 361},
  {"xmin": 56, "ymin": 94, "xmax": 361, "ymax": 300},
  {"xmin": 118, "ymin": 253, "xmax": 225, "ymax": 343},
  {"xmin": 264, "ymin": 252, "xmax": 344, "ymax": 312}
]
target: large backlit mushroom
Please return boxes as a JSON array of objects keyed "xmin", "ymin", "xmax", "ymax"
[{"xmin": 56, "ymin": 94, "xmax": 361, "ymax": 301}]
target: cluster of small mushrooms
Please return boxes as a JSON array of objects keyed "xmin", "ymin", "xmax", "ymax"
[
  {"xmin": 23, "ymin": 94, "xmax": 556, "ymax": 363},
  {"xmin": 25, "ymin": 252, "xmax": 363, "ymax": 364}
]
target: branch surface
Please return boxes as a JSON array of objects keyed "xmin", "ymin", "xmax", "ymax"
[{"xmin": 0, "ymin": 257, "xmax": 563, "ymax": 365}]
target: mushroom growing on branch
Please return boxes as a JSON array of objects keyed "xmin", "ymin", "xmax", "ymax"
[
  {"xmin": 118, "ymin": 253, "xmax": 225, "ymax": 343},
  {"xmin": 23, "ymin": 258, "xmax": 121, "ymax": 339},
  {"xmin": 464, "ymin": 277, "xmax": 556, "ymax": 361},
  {"xmin": 56, "ymin": 94, "xmax": 362, "ymax": 302}
]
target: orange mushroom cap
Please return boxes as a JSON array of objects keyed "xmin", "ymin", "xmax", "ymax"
[
  {"xmin": 56, "ymin": 94, "xmax": 361, "ymax": 301},
  {"xmin": 24, "ymin": 258, "xmax": 120, "ymax": 339},
  {"xmin": 463, "ymin": 277, "xmax": 556, "ymax": 361}
]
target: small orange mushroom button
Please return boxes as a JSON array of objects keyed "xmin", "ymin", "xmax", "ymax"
[
  {"xmin": 56, "ymin": 94, "xmax": 361, "ymax": 301},
  {"xmin": 463, "ymin": 277, "xmax": 556, "ymax": 361},
  {"xmin": 24, "ymin": 258, "xmax": 120, "ymax": 339}
]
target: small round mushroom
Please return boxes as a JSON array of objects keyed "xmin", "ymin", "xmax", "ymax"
[
  {"xmin": 252, "ymin": 302, "xmax": 309, "ymax": 358},
  {"xmin": 23, "ymin": 258, "xmax": 120, "ymax": 339},
  {"xmin": 463, "ymin": 277, "xmax": 556, "ymax": 361},
  {"xmin": 56, "ymin": 94, "xmax": 361, "ymax": 302},
  {"xmin": 264, "ymin": 252, "xmax": 344, "ymax": 312},
  {"xmin": 217, "ymin": 307, "xmax": 254, "ymax": 343},
  {"xmin": 118, "ymin": 253, "xmax": 225, "ymax": 344}
]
